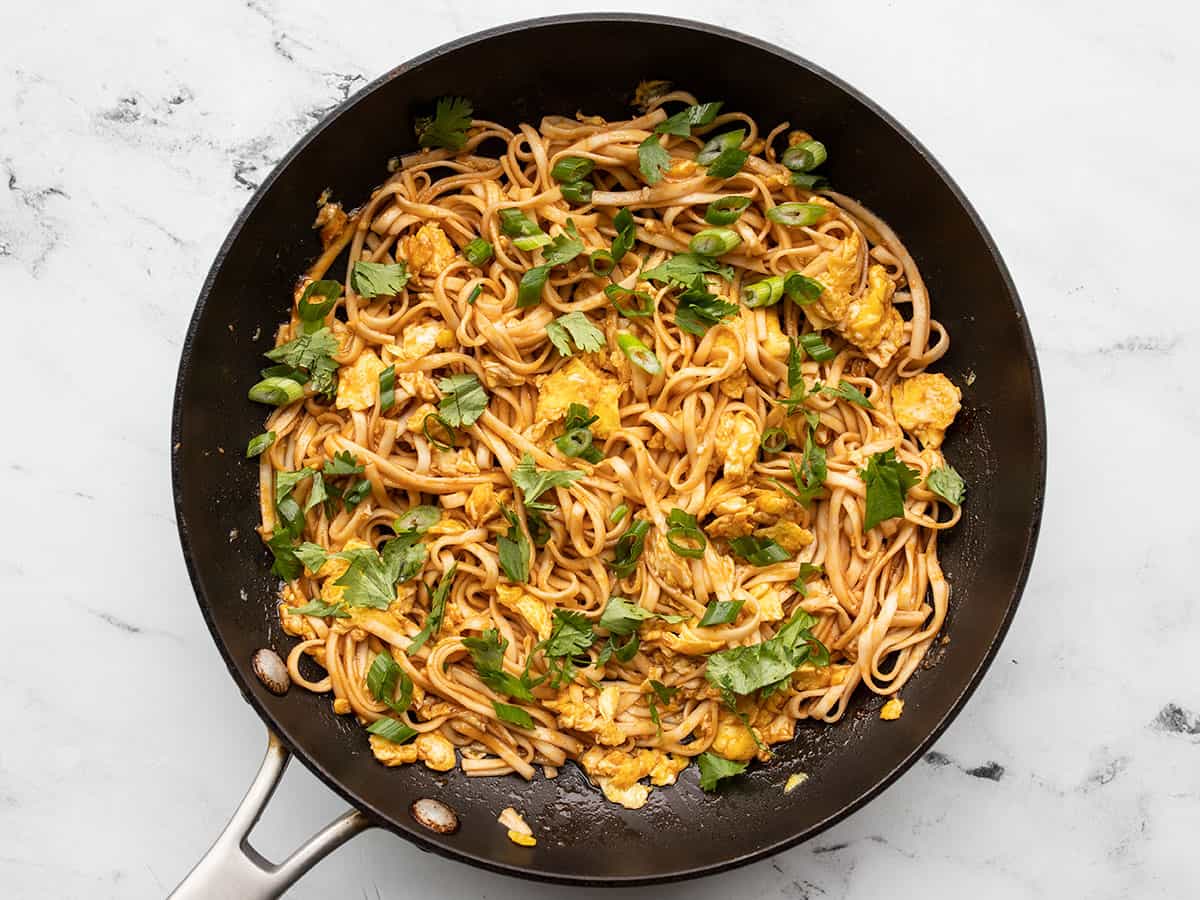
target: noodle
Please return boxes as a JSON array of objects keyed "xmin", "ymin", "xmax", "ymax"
[{"xmin": 251, "ymin": 88, "xmax": 965, "ymax": 808}]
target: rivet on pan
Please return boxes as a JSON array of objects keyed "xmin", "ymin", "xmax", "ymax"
[
  {"xmin": 252, "ymin": 648, "xmax": 290, "ymax": 695},
  {"xmin": 411, "ymin": 798, "xmax": 459, "ymax": 834}
]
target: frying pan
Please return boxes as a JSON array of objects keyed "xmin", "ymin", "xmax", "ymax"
[{"xmin": 170, "ymin": 13, "xmax": 1045, "ymax": 896}]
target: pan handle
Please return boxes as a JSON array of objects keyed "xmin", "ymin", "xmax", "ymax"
[{"xmin": 170, "ymin": 729, "xmax": 373, "ymax": 899}]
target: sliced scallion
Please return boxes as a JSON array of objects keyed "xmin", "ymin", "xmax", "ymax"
[
  {"xmin": 464, "ymin": 238, "xmax": 493, "ymax": 267},
  {"xmin": 604, "ymin": 284, "xmax": 655, "ymax": 318},
  {"xmin": 467, "ymin": 284, "xmax": 483, "ymax": 305},
  {"xmin": 518, "ymin": 265, "xmax": 550, "ymax": 307},
  {"xmin": 760, "ymin": 428, "xmax": 788, "ymax": 453},
  {"xmin": 609, "ymin": 504, "xmax": 629, "ymax": 525},
  {"xmin": 784, "ymin": 272, "xmax": 824, "ymax": 304},
  {"xmin": 559, "ymin": 180, "xmax": 593, "ymax": 204},
  {"xmin": 767, "ymin": 203, "xmax": 827, "ymax": 228},
  {"xmin": 513, "ymin": 233, "xmax": 553, "ymax": 251},
  {"xmin": 742, "ymin": 275, "xmax": 785, "ymax": 308},
  {"xmin": 664, "ymin": 508, "xmax": 706, "ymax": 559},
  {"xmin": 782, "ymin": 140, "xmax": 827, "ymax": 172},
  {"xmin": 798, "ymin": 332, "xmax": 835, "ymax": 362},
  {"xmin": 551, "ymin": 156, "xmax": 595, "ymax": 182},
  {"xmin": 791, "ymin": 172, "xmax": 829, "ymax": 190},
  {"xmin": 616, "ymin": 332, "xmax": 662, "ymax": 375},
  {"xmin": 705, "ymin": 148, "xmax": 748, "ymax": 179},
  {"xmin": 248, "ymin": 376, "xmax": 304, "ymax": 406},
  {"xmin": 379, "ymin": 365, "xmax": 396, "ymax": 412},
  {"xmin": 689, "ymin": 227, "xmax": 742, "ymax": 257},
  {"xmin": 589, "ymin": 249, "xmax": 616, "ymax": 276},
  {"xmin": 423, "ymin": 413, "xmax": 458, "ymax": 450},
  {"xmin": 704, "ymin": 195, "xmax": 752, "ymax": 226},
  {"xmin": 246, "ymin": 431, "xmax": 276, "ymax": 458},
  {"xmin": 697, "ymin": 129, "xmax": 745, "ymax": 165},
  {"xmin": 498, "ymin": 208, "xmax": 541, "ymax": 238}
]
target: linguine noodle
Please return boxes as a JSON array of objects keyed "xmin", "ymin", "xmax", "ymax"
[{"xmin": 252, "ymin": 87, "xmax": 964, "ymax": 809}]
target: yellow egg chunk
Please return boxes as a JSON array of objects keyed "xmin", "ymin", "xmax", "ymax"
[
  {"xmin": 754, "ymin": 520, "xmax": 814, "ymax": 553},
  {"xmin": 845, "ymin": 265, "xmax": 905, "ymax": 357},
  {"xmin": 399, "ymin": 222, "xmax": 456, "ymax": 276},
  {"xmin": 534, "ymin": 357, "xmax": 623, "ymax": 437},
  {"xmin": 507, "ymin": 830, "xmax": 537, "ymax": 847},
  {"xmin": 496, "ymin": 584, "xmax": 552, "ymax": 640},
  {"xmin": 335, "ymin": 349, "xmax": 385, "ymax": 411},
  {"xmin": 710, "ymin": 711, "xmax": 759, "ymax": 761},
  {"xmin": 891, "ymin": 373, "xmax": 962, "ymax": 449},
  {"xmin": 880, "ymin": 697, "xmax": 905, "ymax": 720}
]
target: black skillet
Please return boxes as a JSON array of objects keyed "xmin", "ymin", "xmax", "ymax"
[{"xmin": 170, "ymin": 13, "xmax": 1046, "ymax": 895}]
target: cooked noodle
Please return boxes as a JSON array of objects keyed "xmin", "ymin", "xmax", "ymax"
[{"xmin": 253, "ymin": 88, "xmax": 964, "ymax": 808}]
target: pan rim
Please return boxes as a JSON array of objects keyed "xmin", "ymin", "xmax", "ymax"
[{"xmin": 171, "ymin": 11, "xmax": 1046, "ymax": 886}]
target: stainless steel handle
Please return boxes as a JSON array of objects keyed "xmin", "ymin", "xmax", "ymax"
[{"xmin": 170, "ymin": 729, "xmax": 373, "ymax": 899}]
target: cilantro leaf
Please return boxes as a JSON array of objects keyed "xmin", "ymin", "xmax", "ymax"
[
  {"xmin": 415, "ymin": 96, "xmax": 473, "ymax": 151},
  {"xmin": 266, "ymin": 532, "xmax": 303, "ymax": 580},
  {"xmin": 859, "ymin": 448, "xmax": 921, "ymax": 530},
  {"xmin": 492, "ymin": 701, "xmax": 535, "ymax": 729},
  {"xmin": 304, "ymin": 472, "xmax": 327, "ymax": 513},
  {"xmin": 293, "ymin": 542, "xmax": 329, "ymax": 574},
  {"xmin": 538, "ymin": 609, "xmax": 596, "ymax": 688},
  {"xmin": 771, "ymin": 428, "xmax": 827, "ymax": 507},
  {"xmin": 286, "ymin": 598, "xmax": 350, "ymax": 618},
  {"xmin": 264, "ymin": 327, "xmax": 339, "ymax": 397},
  {"xmin": 366, "ymin": 717, "xmax": 417, "ymax": 745},
  {"xmin": 599, "ymin": 596, "xmax": 653, "ymax": 635},
  {"xmin": 407, "ymin": 564, "xmax": 457, "ymax": 654},
  {"xmin": 351, "ymin": 261, "xmax": 408, "ymax": 298},
  {"xmin": 674, "ymin": 289, "xmax": 738, "ymax": 336},
  {"xmin": 697, "ymin": 752, "xmax": 748, "ymax": 791},
  {"xmin": 638, "ymin": 135, "xmax": 671, "ymax": 184},
  {"xmin": 325, "ymin": 450, "xmax": 364, "ymax": 476},
  {"xmin": 275, "ymin": 467, "xmax": 315, "ymax": 507},
  {"xmin": 498, "ymin": 505, "xmax": 531, "ymax": 583},
  {"xmin": 436, "ymin": 373, "xmax": 489, "ymax": 427},
  {"xmin": 927, "ymin": 465, "xmax": 966, "ymax": 506},
  {"xmin": 793, "ymin": 562, "xmax": 825, "ymax": 595},
  {"xmin": 366, "ymin": 651, "xmax": 414, "ymax": 714},
  {"xmin": 342, "ymin": 478, "xmax": 372, "ymax": 509},
  {"xmin": 545, "ymin": 311, "xmax": 606, "ymax": 357},
  {"xmin": 654, "ymin": 101, "xmax": 723, "ymax": 136},
  {"xmin": 698, "ymin": 599, "xmax": 744, "ymax": 626},
  {"xmin": 818, "ymin": 379, "xmax": 873, "ymax": 409},
  {"xmin": 649, "ymin": 680, "xmax": 677, "ymax": 704},
  {"xmin": 643, "ymin": 253, "xmax": 734, "ymax": 289},
  {"xmin": 704, "ymin": 608, "xmax": 829, "ymax": 697},
  {"xmin": 541, "ymin": 222, "xmax": 585, "ymax": 267},
  {"xmin": 462, "ymin": 629, "xmax": 537, "ymax": 701},
  {"xmin": 511, "ymin": 453, "xmax": 584, "ymax": 505}
]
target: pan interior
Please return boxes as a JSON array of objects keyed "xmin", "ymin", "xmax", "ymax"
[{"xmin": 172, "ymin": 15, "xmax": 1043, "ymax": 884}]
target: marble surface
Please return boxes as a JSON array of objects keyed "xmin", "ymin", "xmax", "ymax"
[{"xmin": 2, "ymin": 1, "xmax": 1197, "ymax": 897}]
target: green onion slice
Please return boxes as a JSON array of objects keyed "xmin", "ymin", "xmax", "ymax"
[
  {"xmin": 664, "ymin": 508, "xmax": 706, "ymax": 559},
  {"xmin": 784, "ymin": 272, "xmax": 824, "ymax": 304},
  {"xmin": 742, "ymin": 276, "xmax": 785, "ymax": 308},
  {"xmin": 248, "ymin": 376, "xmax": 304, "ymax": 406},
  {"xmin": 498, "ymin": 208, "xmax": 542, "ymax": 238},
  {"xmin": 610, "ymin": 519, "xmax": 650, "ymax": 577},
  {"xmin": 560, "ymin": 180, "xmax": 594, "ymax": 204},
  {"xmin": 782, "ymin": 140, "xmax": 828, "ymax": 172},
  {"xmin": 518, "ymin": 266, "xmax": 550, "ymax": 307},
  {"xmin": 767, "ymin": 203, "xmax": 827, "ymax": 227},
  {"xmin": 605, "ymin": 284, "xmax": 655, "ymax": 318},
  {"xmin": 799, "ymin": 332, "xmax": 836, "ymax": 362},
  {"xmin": 246, "ymin": 431, "xmax": 276, "ymax": 458},
  {"xmin": 467, "ymin": 284, "xmax": 483, "ymax": 305},
  {"xmin": 760, "ymin": 428, "xmax": 788, "ymax": 453},
  {"xmin": 704, "ymin": 196, "xmax": 752, "ymax": 226},
  {"xmin": 464, "ymin": 238, "xmax": 493, "ymax": 267},
  {"xmin": 616, "ymin": 332, "xmax": 663, "ymax": 375},
  {"xmin": 791, "ymin": 172, "xmax": 830, "ymax": 191},
  {"xmin": 589, "ymin": 249, "xmax": 616, "ymax": 276},
  {"xmin": 379, "ymin": 365, "xmax": 396, "ymax": 412},
  {"xmin": 689, "ymin": 227, "xmax": 742, "ymax": 256},
  {"xmin": 513, "ymin": 233, "xmax": 553, "ymax": 251},
  {"xmin": 697, "ymin": 129, "xmax": 745, "ymax": 165},
  {"xmin": 551, "ymin": 156, "xmax": 595, "ymax": 182},
  {"xmin": 609, "ymin": 504, "xmax": 629, "ymax": 525},
  {"xmin": 423, "ymin": 413, "xmax": 458, "ymax": 450},
  {"xmin": 611, "ymin": 208, "xmax": 636, "ymax": 262}
]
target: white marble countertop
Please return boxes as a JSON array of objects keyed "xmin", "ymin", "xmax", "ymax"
[{"xmin": 2, "ymin": 1, "xmax": 1196, "ymax": 897}]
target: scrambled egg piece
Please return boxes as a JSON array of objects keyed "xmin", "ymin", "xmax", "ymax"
[
  {"xmin": 644, "ymin": 532, "xmax": 694, "ymax": 592},
  {"xmin": 579, "ymin": 747, "xmax": 689, "ymax": 810},
  {"xmin": 543, "ymin": 684, "xmax": 625, "ymax": 746},
  {"xmin": 747, "ymin": 583, "xmax": 784, "ymax": 622},
  {"xmin": 710, "ymin": 323, "xmax": 748, "ymax": 398},
  {"xmin": 714, "ymin": 413, "xmax": 758, "ymax": 482},
  {"xmin": 759, "ymin": 310, "xmax": 791, "ymax": 361},
  {"xmin": 705, "ymin": 484, "xmax": 802, "ymax": 543},
  {"xmin": 481, "ymin": 360, "xmax": 524, "ymax": 388},
  {"xmin": 335, "ymin": 349, "xmax": 386, "ymax": 411},
  {"xmin": 711, "ymin": 710, "xmax": 760, "ymax": 761},
  {"xmin": 784, "ymin": 772, "xmax": 809, "ymax": 793},
  {"xmin": 813, "ymin": 231, "xmax": 860, "ymax": 325},
  {"xmin": 880, "ymin": 698, "xmax": 905, "ymax": 720},
  {"xmin": 663, "ymin": 627, "xmax": 726, "ymax": 656},
  {"xmin": 465, "ymin": 483, "xmax": 496, "ymax": 525},
  {"xmin": 533, "ymin": 357, "xmax": 623, "ymax": 438},
  {"xmin": 507, "ymin": 831, "xmax": 537, "ymax": 847},
  {"xmin": 496, "ymin": 584, "xmax": 552, "ymax": 640},
  {"xmin": 845, "ymin": 265, "xmax": 905, "ymax": 365},
  {"xmin": 754, "ymin": 520, "xmax": 813, "ymax": 553},
  {"xmin": 399, "ymin": 223, "xmax": 456, "ymax": 277},
  {"xmin": 388, "ymin": 320, "xmax": 455, "ymax": 360},
  {"xmin": 793, "ymin": 663, "xmax": 850, "ymax": 691},
  {"xmin": 368, "ymin": 731, "xmax": 456, "ymax": 770},
  {"xmin": 891, "ymin": 372, "xmax": 961, "ymax": 449}
]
